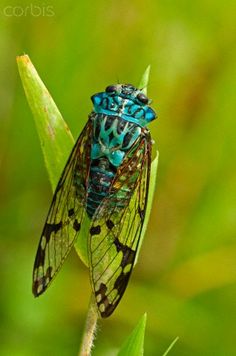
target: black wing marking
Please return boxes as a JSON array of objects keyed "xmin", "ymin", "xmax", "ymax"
[
  {"xmin": 32, "ymin": 119, "xmax": 92, "ymax": 296},
  {"xmin": 88, "ymin": 130, "xmax": 152, "ymax": 317}
]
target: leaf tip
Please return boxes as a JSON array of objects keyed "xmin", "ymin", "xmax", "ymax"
[
  {"xmin": 16, "ymin": 54, "xmax": 30, "ymax": 64},
  {"xmin": 138, "ymin": 65, "xmax": 151, "ymax": 95},
  {"xmin": 117, "ymin": 313, "xmax": 147, "ymax": 356},
  {"xmin": 142, "ymin": 312, "xmax": 147, "ymax": 324}
]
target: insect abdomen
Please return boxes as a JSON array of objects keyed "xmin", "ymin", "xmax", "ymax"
[{"xmin": 86, "ymin": 158, "xmax": 116, "ymax": 218}]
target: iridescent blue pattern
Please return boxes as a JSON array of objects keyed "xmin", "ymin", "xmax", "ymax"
[{"xmin": 91, "ymin": 84, "xmax": 156, "ymax": 126}]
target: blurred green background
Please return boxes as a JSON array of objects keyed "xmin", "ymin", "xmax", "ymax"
[{"xmin": 0, "ymin": 0, "xmax": 236, "ymax": 355}]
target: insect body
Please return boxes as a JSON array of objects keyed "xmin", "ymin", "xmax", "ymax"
[{"xmin": 33, "ymin": 84, "xmax": 157, "ymax": 317}]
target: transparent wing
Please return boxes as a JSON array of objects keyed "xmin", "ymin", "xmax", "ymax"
[
  {"xmin": 89, "ymin": 130, "xmax": 152, "ymax": 317},
  {"xmin": 33, "ymin": 119, "xmax": 92, "ymax": 296}
]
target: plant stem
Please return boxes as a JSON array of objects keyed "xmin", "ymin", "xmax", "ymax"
[{"xmin": 79, "ymin": 295, "xmax": 98, "ymax": 356}]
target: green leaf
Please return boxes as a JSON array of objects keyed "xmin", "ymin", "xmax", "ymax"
[
  {"xmin": 138, "ymin": 65, "xmax": 150, "ymax": 95},
  {"xmin": 16, "ymin": 55, "xmax": 74, "ymax": 192},
  {"xmin": 16, "ymin": 54, "xmax": 90, "ymax": 265},
  {"xmin": 135, "ymin": 65, "xmax": 159, "ymax": 264},
  {"xmin": 117, "ymin": 313, "xmax": 147, "ymax": 356},
  {"xmin": 162, "ymin": 337, "xmax": 179, "ymax": 356},
  {"xmin": 135, "ymin": 150, "xmax": 159, "ymax": 265}
]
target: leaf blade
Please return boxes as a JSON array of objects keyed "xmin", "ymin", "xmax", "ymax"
[
  {"xmin": 118, "ymin": 313, "xmax": 147, "ymax": 356},
  {"xmin": 16, "ymin": 55, "xmax": 90, "ymax": 265},
  {"xmin": 138, "ymin": 65, "xmax": 151, "ymax": 95},
  {"xmin": 135, "ymin": 150, "xmax": 159, "ymax": 265},
  {"xmin": 162, "ymin": 337, "xmax": 179, "ymax": 356},
  {"xmin": 16, "ymin": 54, "xmax": 74, "ymax": 191},
  {"xmin": 135, "ymin": 65, "xmax": 158, "ymax": 264}
]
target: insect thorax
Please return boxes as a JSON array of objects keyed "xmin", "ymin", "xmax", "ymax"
[{"xmin": 91, "ymin": 113, "xmax": 141, "ymax": 166}]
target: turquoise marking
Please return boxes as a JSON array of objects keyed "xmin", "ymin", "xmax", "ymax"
[
  {"xmin": 87, "ymin": 189, "xmax": 107, "ymax": 197},
  {"xmin": 91, "ymin": 143, "xmax": 125, "ymax": 167},
  {"xmin": 91, "ymin": 114, "xmax": 141, "ymax": 167},
  {"xmin": 87, "ymin": 196, "xmax": 104, "ymax": 204},
  {"xmin": 90, "ymin": 166, "xmax": 115, "ymax": 178},
  {"xmin": 91, "ymin": 85, "xmax": 156, "ymax": 127}
]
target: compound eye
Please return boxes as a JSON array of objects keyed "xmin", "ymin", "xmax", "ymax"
[
  {"xmin": 105, "ymin": 85, "xmax": 118, "ymax": 93},
  {"xmin": 137, "ymin": 92, "xmax": 149, "ymax": 105}
]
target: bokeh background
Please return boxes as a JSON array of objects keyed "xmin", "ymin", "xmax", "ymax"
[{"xmin": 1, "ymin": 1, "xmax": 236, "ymax": 355}]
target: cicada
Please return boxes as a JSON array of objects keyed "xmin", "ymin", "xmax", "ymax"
[{"xmin": 32, "ymin": 84, "xmax": 157, "ymax": 317}]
